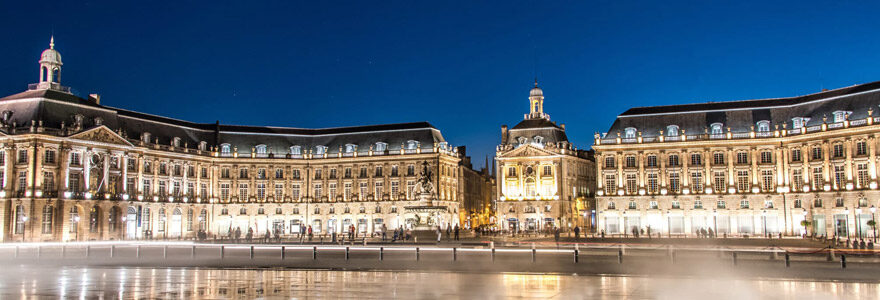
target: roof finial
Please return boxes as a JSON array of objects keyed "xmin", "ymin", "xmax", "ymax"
[
  {"xmin": 534, "ymin": 77, "xmax": 538, "ymax": 88},
  {"xmin": 49, "ymin": 35, "xmax": 55, "ymax": 49}
]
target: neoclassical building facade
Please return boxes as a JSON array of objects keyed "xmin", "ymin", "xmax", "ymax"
[
  {"xmin": 1, "ymin": 39, "xmax": 467, "ymax": 242},
  {"xmin": 595, "ymin": 81, "xmax": 880, "ymax": 239},
  {"xmin": 495, "ymin": 82, "xmax": 596, "ymax": 233}
]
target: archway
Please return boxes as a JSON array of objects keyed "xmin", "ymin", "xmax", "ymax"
[
  {"xmin": 170, "ymin": 208, "xmax": 182, "ymax": 238},
  {"xmin": 125, "ymin": 207, "xmax": 137, "ymax": 239}
]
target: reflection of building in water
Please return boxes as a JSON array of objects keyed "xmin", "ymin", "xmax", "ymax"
[
  {"xmin": 495, "ymin": 81, "xmax": 597, "ymax": 233},
  {"xmin": 595, "ymin": 81, "xmax": 880, "ymax": 238},
  {"xmin": 1, "ymin": 38, "xmax": 476, "ymax": 242}
]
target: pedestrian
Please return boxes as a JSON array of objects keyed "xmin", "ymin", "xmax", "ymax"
[
  {"xmin": 382, "ymin": 224, "xmax": 388, "ymax": 241},
  {"xmin": 574, "ymin": 226, "xmax": 581, "ymax": 239},
  {"xmin": 454, "ymin": 225, "xmax": 460, "ymax": 241},
  {"xmin": 246, "ymin": 227, "xmax": 253, "ymax": 243},
  {"xmin": 264, "ymin": 230, "xmax": 271, "ymax": 243},
  {"xmin": 554, "ymin": 227, "xmax": 560, "ymax": 243},
  {"xmin": 308, "ymin": 225, "xmax": 314, "ymax": 241},
  {"xmin": 861, "ymin": 239, "xmax": 867, "ymax": 249},
  {"xmin": 437, "ymin": 227, "xmax": 442, "ymax": 244},
  {"xmin": 708, "ymin": 228, "xmax": 715, "ymax": 238},
  {"xmin": 446, "ymin": 225, "xmax": 452, "ymax": 240}
]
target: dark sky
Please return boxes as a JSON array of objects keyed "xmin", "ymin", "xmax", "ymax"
[{"xmin": 2, "ymin": 1, "xmax": 880, "ymax": 164}]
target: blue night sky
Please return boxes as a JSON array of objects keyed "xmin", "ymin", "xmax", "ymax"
[{"xmin": 2, "ymin": 1, "xmax": 880, "ymax": 165}]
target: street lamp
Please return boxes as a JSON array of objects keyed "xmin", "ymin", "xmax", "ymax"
[
  {"xmin": 856, "ymin": 208, "xmax": 863, "ymax": 240},
  {"xmin": 761, "ymin": 210, "xmax": 767, "ymax": 238},
  {"xmin": 872, "ymin": 205, "xmax": 877, "ymax": 242},
  {"xmin": 844, "ymin": 207, "xmax": 850, "ymax": 239},
  {"xmin": 712, "ymin": 209, "xmax": 718, "ymax": 238},
  {"xmin": 21, "ymin": 216, "xmax": 29, "ymax": 242},
  {"xmin": 74, "ymin": 216, "xmax": 81, "ymax": 241},
  {"xmin": 801, "ymin": 209, "xmax": 808, "ymax": 238}
]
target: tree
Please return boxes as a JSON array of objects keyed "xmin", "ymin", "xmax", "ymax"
[{"xmin": 867, "ymin": 220, "xmax": 876, "ymax": 228}]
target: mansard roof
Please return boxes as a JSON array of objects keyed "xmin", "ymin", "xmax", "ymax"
[
  {"xmin": 0, "ymin": 88, "xmax": 448, "ymax": 156},
  {"xmin": 604, "ymin": 80, "xmax": 880, "ymax": 138}
]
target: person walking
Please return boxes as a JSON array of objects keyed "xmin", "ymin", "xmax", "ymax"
[
  {"xmin": 308, "ymin": 225, "xmax": 313, "ymax": 241},
  {"xmin": 454, "ymin": 225, "xmax": 460, "ymax": 241},
  {"xmin": 381, "ymin": 224, "xmax": 388, "ymax": 241},
  {"xmin": 574, "ymin": 226, "xmax": 581, "ymax": 239}
]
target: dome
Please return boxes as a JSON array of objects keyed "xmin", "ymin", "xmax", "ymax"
[
  {"xmin": 529, "ymin": 86, "xmax": 543, "ymax": 97},
  {"xmin": 39, "ymin": 36, "xmax": 62, "ymax": 65},
  {"xmin": 40, "ymin": 48, "xmax": 62, "ymax": 64}
]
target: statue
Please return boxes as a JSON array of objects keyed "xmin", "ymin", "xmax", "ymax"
[{"xmin": 416, "ymin": 160, "xmax": 434, "ymax": 195}]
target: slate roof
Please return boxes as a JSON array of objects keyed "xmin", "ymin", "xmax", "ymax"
[
  {"xmin": 0, "ymin": 88, "xmax": 448, "ymax": 156},
  {"xmin": 604, "ymin": 81, "xmax": 880, "ymax": 138}
]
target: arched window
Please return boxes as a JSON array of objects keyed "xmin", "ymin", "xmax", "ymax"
[
  {"xmin": 69, "ymin": 207, "xmax": 80, "ymax": 234},
  {"xmin": 525, "ymin": 178, "xmax": 537, "ymax": 197},
  {"xmin": 172, "ymin": 137, "xmax": 181, "ymax": 147},
  {"xmin": 142, "ymin": 132, "xmax": 151, "ymax": 144},
  {"xmin": 108, "ymin": 206, "xmax": 118, "ymax": 232},
  {"xmin": 666, "ymin": 125, "xmax": 679, "ymax": 137},
  {"xmin": 199, "ymin": 209, "xmax": 207, "ymax": 231},
  {"xmin": 406, "ymin": 140, "xmax": 419, "ymax": 150},
  {"xmin": 833, "ymin": 111, "xmax": 851, "ymax": 123},
  {"xmin": 533, "ymin": 136, "xmax": 544, "ymax": 144},
  {"xmin": 52, "ymin": 68, "xmax": 60, "ymax": 83},
  {"xmin": 255, "ymin": 144, "xmax": 268, "ymax": 156},
  {"xmin": 41, "ymin": 66, "xmax": 48, "ymax": 82},
  {"xmin": 290, "ymin": 145, "xmax": 302, "ymax": 155},
  {"xmin": 345, "ymin": 144, "xmax": 357, "ymax": 153},
  {"xmin": 220, "ymin": 143, "xmax": 232, "ymax": 155},
  {"xmin": 374, "ymin": 142, "xmax": 387, "ymax": 152},
  {"xmin": 517, "ymin": 137, "xmax": 527, "ymax": 145},
  {"xmin": 624, "ymin": 127, "xmax": 637, "ymax": 139},
  {"xmin": 756, "ymin": 120, "xmax": 771, "ymax": 132},
  {"xmin": 89, "ymin": 206, "xmax": 100, "ymax": 233},
  {"xmin": 710, "ymin": 123, "xmax": 723, "ymax": 135},
  {"xmin": 315, "ymin": 146, "xmax": 327, "ymax": 155}
]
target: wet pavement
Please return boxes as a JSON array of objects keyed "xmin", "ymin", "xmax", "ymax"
[{"xmin": 0, "ymin": 265, "xmax": 876, "ymax": 299}]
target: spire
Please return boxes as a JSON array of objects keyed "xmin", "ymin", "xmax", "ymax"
[
  {"xmin": 49, "ymin": 35, "xmax": 54, "ymax": 49},
  {"xmin": 534, "ymin": 77, "xmax": 538, "ymax": 88}
]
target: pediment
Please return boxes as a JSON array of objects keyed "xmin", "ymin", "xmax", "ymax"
[
  {"xmin": 69, "ymin": 126, "xmax": 133, "ymax": 147},
  {"xmin": 499, "ymin": 144, "xmax": 557, "ymax": 158}
]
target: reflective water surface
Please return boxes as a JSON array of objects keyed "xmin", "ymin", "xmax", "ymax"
[{"xmin": 0, "ymin": 265, "xmax": 876, "ymax": 299}]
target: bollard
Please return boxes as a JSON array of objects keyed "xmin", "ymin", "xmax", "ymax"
[
  {"xmin": 785, "ymin": 253, "xmax": 790, "ymax": 268},
  {"xmin": 827, "ymin": 249, "xmax": 835, "ymax": 261},
  {"xmin": 37, "ymin": 246, "xmax": 41, "ymax": 259},
  {"xmin": 574, "ymin": 249, "xmax": 579, "ymax": 263},
  {"xmin": 86, "ymin": 245, "xmax": 91, "ymax": 258},
  {"xmin": 313, "ymin": 246, "xmax": 317, "ymax": 260},
  {"xmin": 250, "ymin": 246, "xmax": 255, "ymax": 260},
  {"xmin": 770, "ymin": 250, "xmax": 778, "ymax": 260},
  {"xmin": 220, "ymin": 245, "xmax": 225, "ymax": 259},
  {"xmin": 192, "ymin": 246, "xmax": 196, "ymax": 259},
  {"xmin": 363, "ymin": 239, "xmax": 367, "ymax": 246},
  {"xmin": 345, "ymin": 247, "xmax": 350, "ymax": 261},
  {"xmin": 841, "ymin": 255, "xmax": 847, "ymax": 269},
  {"xmin": 61, "ymin": 245, "xmax": 66, "ymax": 258},
  {"xmin": 110, "ymin": 245, "xmax": 115, "ymax": 258},
  {"xmin": 532, "ymin": 243, "xmax": 537, "ymax": 262},
  {"xmin": 453, "ymin": 247, "xmax": 457, "ymax": 261},
  {"xmin": 416, "ymin": 247, "xmax": 420, "ymax": 261},
  {"xmin": 280, "ymin": 246, "xmax": 285, "ymax": 260},
  {"xmin": 732, "ymin": 252, "xmax": 738, "ymax": 266},
  {"xmin": 163, "ymin": 245, "xmax": 168, "ymax": 259},
  {"xmin": 137, "ymin": 245, "xmax": 141, "ymax": 259},
  {"xmin": 670, "ymin": 248, "xmax": 676, "ymax": 264},
  {"xmin": 491, "ymin": 248, "xmax": 496, "ymax": 262},
  {"xmin": 380, "ymin": 247, "xmax": 384, "ymax": 261},
  {"xmin": 618, "ymin": 248, "xmax": 623, "ymax": 264},
  {"xmin": 14, "ymin": 246, "xmax": 19, "ymax": 259}
]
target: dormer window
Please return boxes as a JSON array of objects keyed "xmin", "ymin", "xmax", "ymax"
[
  {"xmin": 516, "ymin": 137, "xmax": 527, "ymax": 145},
  {"xmin": 290, "ymin": 145, "xmax": 302, "ymax": 155},
  {"xmin": 832, "ymin": 111, "xmax": 851, "ymax": 123},
  {"xmin": 374, "ymin": 142, "xmax": 387, "ymax": 152},
  {"xmin": 315, "ymin": 145, "xmax": 327, "ymax": 155},
  {"xmin": 666, "ymin": 125, "xmax": 679, "ymax": 137},
  {"xmin": 533, "ymin": 136, "xmax": 544, "ymax": 144},
  {"xmin": 406, "ymin": 140, "xmax": 419, "ymax": 150},
  {"xmin": 198, "ymin": 141, "xmax": 207, "ymax": 151},
  {"xmin": 756, "ymin": 120, "xmax": 770, "ymax": 132},
  {"xmin": 172, "ymin": 137, "xmax": 181, "ymax": 147},
  {"xmin": 792, "ymin": 117, "xmax": 810, "ymax": 129},
  {"xmin": 345, "ymin": 144, "xmax": 357, "ymax": 153},
  {"xmin": 710, "ymin": 123, "xmax": 723, "ymax": 135},
  {"xmin": 255, "ymin": 144, "xmax": 268, "ymax": 156},
  {"xmin": 624, "ymin": 127, "xmax": 637, "ymax": 139},
  {"xmin": 220, "ymin": 143, "xmax": 232, "ymax": 156},
  {"xmin": 142, "ymin": 132, "xmax": 151, "ymax": 143}
]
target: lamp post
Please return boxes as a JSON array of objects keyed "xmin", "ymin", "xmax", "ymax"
[
  {"xmin": 712, "ymin": 209, "xmax": 718, "ymax": 238},
  {"xmin": 844, "ymin": 207, "xmax": 850, "ymax": 239},
  {"xmin": 856, "ymin": 208, "xmax": 863, "ymax": 240},
  {"xmin": 872, "ymin": 205, "xmax": 877, "ymax": 242},
  {"xmin": 761, "ymin": 209, "xmax": 767, "ymax": 238},
  {"xmin": 21, "ymin": 216, "xmax": 29, "ymax": 242},
  {"xmin": 121, "ymin": 216, "xmax": 127, "ymax": 240},
  {"xmin": 74, "ymin": 216, "xmax": 81, "ymax": 241},
  {"xmin": 801, "ymin": 209, "xmax": 808, "ymax": 238}
]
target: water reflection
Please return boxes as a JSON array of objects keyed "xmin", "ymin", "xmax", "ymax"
[{"xmin": 0, "ymin": 265, "xmax": 876, "ymax": 299}]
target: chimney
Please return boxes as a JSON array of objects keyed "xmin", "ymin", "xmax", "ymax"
[
  {"xmin": 89, "ymin": 93, "xmax": 101, "ymax": 105},
  {"xmin": 501, "ymin": 125, "xmax": 509, "ymax": 144}
]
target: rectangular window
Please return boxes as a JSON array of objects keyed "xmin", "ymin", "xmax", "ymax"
[
  {"xmin": 714, "ymin": 171, "xmax": 726, "ymax": 192},
  {"xmin": 604, "ymin": 157, "xmax": 615, "ymax": 168},
  {"xmin": 856, "ymin": 141, "xmax": 868, "ymax": 156},
  {"xmin": 740, "ymin": 200, "xmax": 750, "ymax": 209},
  {"xmin": 70, "ymin": 152, "xmax": 80, "ymax": 166},
  {"xmin": 142, "ymin": 179, "xmax": 151, "ymax": 196},
  {"xmin": 646, "ymin": 155, "xmax": 657, "ymax": 167},
  {"xmin": 275, "ymin": 168, "xmax": 284, "ymax": 179},
  {"xmin": 344, "ymin": 182, "xmax": 352, "ymax": 200},
  {"xmin": 274, "ymin": 183, "xmax": 284, "ymax": 199},
  {"xmin": 668, "ymin": 172, "xmax": 680, "ymax": 193},
  {"xmin": 791, "ymin": 149, "xmax": 802, "ymax": 162},
  {"xmin": 625, "ymin": 156, "xmax": 636, "ymax": 168},
  {"xmin": 220, "ymin": 183, "xmax": 230, "ymax": 201},
  {"xmin": 737, "ymin": 170, "xmax": 749, "ymax": 192},
  {"xmin": 239, "ymin": 168, "xmax": 248, "ymax": 179},
  {"xmin": 43, "ymin": 172, "xmax": 54, "ymax": 193},
  {"xmin": 713, "ymin": 152, "xmax": 725, "ymax": 165},
  {"xmin": 647, "ymin": 173, "xmax": 658, "ymax": 194},
  {"xmin": 391, "ymin": 181, "xmax": 399, "ymax": 199},
  {"xmin": 811, "ymin": 147, "xmax": 823, "ymax": 160},
  {"xmin": 238, "ymin": 183, "xmax": 248, "ymax": 200},
  {"xmin": 690, "ymin": 153, "xmax": 702, "ymax": 166},
  {"xmin": 391, "ymin": 165, "xmax": 398, "ymax": 177},
  {"xmin": 256, "ymin": 183, "xmax": 266, "ymax": 200},
  {"xmin": 407, "ymin": 181, "xmax": 415, "ymax": 199},
  {"xmin": 257, "ymin": 168, "xmax": 266, "ymax": 179},
  {"xmin": 200, "ymin": 183, "xmax": 207, "ymax": 197},
  {"xmin": 292, "ymin": 184, "xmax": 301, "ymax": 201},
  {"xmin": 292, "ymin": 169, "xmax": 301, "ymax": 179},
  {"xmin": 736, "ymin": 152, "xmax": 748, "ymax": 164},
  {"xmin": 604, "ymin": 175, "xmax": 616, "ymax": 195},
  {"xmin": 329, "ymin": 183, "xmax": 337, "ymax": 200},
  {"xmin": 690, "ymin": 171, "xmax": 703, "ymax": 193},
  {"xmin": 834, "ymin": 165, "xmax": 845, "ymax": 189},
  {"xmin": 812, "ymin": 167, "xmax": 823, "ymax": 190},
  {"xmin": 17, "ymin": 171, "xmax": 27, "ymax": 192},
  {"xmin": 668, "ymin": 155, "xmax": 680, "ymax": 167},
  {"xmin": 374, "ymin": 182, "xmax": 384, "ymax": 197},
  {"xmin": 761, "ymin": 170, "xmax": 774, "ymax": 192},
  {"xmin": 359, "ymin": 182, "xmax": 368, "ymax": 198},
  {"xmin": 833, "ymin": 144, "xmax": 844, "ymax": 158},
  {"xmin": 17, "ymin": 149, "xmax": 27, "ymax": 164},
  {"xmin": 792, "ymin": 169, "xmax": 803, "ymax": 192},
  {"xmin": 543, "ymin": 165, "xmax": 553, "ymax": 176},
  {"xmin": 625, "ymin": 174, "xmax": 637, "ymax": 194},
  {"xmin": 857, "ymin": 163, "xmax": 869, "ymax": 188},
  {"xmin": 375, "ymin": 167, "xmax": 383, "ymax": 177},
  {"xmin": 44, "ymin": 150, "xmax": 56, "ymax": 164},
  {"xmin": 760, "ymin": 151, "xmax": 772, "ymax": 164}
]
